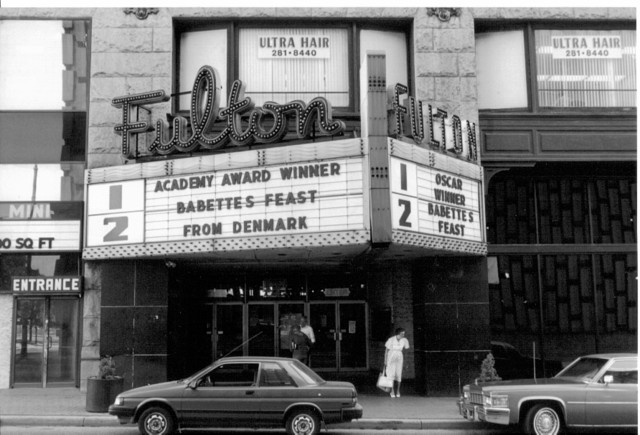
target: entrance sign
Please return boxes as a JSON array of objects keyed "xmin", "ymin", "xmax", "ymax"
[
  {"xmin": 12, "ymin": 276, "xmax": 82, "ymax": 295},
  {"xmin": 113, "ymin": 65, "xmax": 345, "ymax": 158}
]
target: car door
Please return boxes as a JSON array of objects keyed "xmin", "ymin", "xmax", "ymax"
[
  {"xmin": 180, "ymin": 363, "xmax": 260, "ymax": 427},
  {"xmin": 257, "ymin": 361, "xmax": 301, "ymax": 422},
  {"xmin": 585, "ymin": 358, "xmax": 638, "ymax": 427}
]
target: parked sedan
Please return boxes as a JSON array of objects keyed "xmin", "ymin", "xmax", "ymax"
[
  {"xmin": 458, "ymin": 353, "xmax": 637, "ymax": 434},
  {"xmin": 109, "ymin": 356, "xmax": 363, "ymax": 435}
]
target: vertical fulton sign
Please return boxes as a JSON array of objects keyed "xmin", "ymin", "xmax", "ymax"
[{"xmin": 391, "ymin": 84, "xmax": 478, "ymax": 162}]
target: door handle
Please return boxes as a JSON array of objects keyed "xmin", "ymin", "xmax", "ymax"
[{"xmin": 245, "ymin": 390, "xmax": 255, "ymax": 395}]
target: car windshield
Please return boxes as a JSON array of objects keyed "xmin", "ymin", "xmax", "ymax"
[
  {"xmin": 287, "ymin": 360, "xmax": 326, "ymax": 385},
  {"xmin": 556, "ymin": 357, "xmax": 607, "ymax": 381}
]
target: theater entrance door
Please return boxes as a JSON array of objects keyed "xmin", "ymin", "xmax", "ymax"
[{"xmin": 308, "ymin": 301, "xmax": 367, "ymax": 372}]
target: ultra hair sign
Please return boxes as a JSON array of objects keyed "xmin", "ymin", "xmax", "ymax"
[{"xmin": 86, "ymin": 157, "xmax": 365, "ymax": 248}]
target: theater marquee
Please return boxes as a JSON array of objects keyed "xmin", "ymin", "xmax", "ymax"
[
  {"xmin": 84, "ymin": 140, "xmax": 369, "ymax": 259},
  {"xmin": 389, "ymin": 139, "xmax": 486, "ymax": 255}
]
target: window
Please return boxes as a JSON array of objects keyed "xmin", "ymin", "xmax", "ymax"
[
  {"xmin": 535, "ymin": 30, "xmax": 636, "ymax": 108},
  {"xmin": 602, "ymin": 360, "xmax": 638, "ymax": 384},
  {"xmin": 476, "ymin": 23, "xmax": 636, "ymax": 111},
  {"xmin": 0, "ymin": 20, "xmax": 88, "ymax": 111},
  {"xmin": 176, "ymin": 21, "xmax": 409, "ymax": 116},
  {"xmin": 486, "ymin": 164, "xmax": 636, "ymax": 245},
  {"xmin": 0, "ymin": 20, "xmax": 88, "ymax": 200},
  {"xmin": 476, "ymin": 30, "xmax": 528, "ymax": 109},
  {"xmin": 260, "ymin": 362, "xmax": 295, "ymax": 387},
  {"xmin": 200, "ymin": 363, "xmax": 258, "ymax": 387}
]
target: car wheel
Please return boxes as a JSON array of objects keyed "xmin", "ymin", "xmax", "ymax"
[
  {"xmin": 286, "ymin": 408, "xmax": 320, "ymax": 435},
  {"xmin": 138, "ymin": 406, "xmax": 176, "ymax": 435},
  {"xmin": 523, "ymin": 404, "xmax": 563, "ymax": 435}
]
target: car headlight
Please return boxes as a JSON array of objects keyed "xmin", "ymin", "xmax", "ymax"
[
  {"xmin": 463, "ymin": 391, "xmax": 469, "ymax": 399},
  {"xmin": 484, "ymin": 393, "xmax": 508, "ymax": 408},
  {"xmin": 114, "ymin": 395, "xmax": 124, "ymax": 406}
]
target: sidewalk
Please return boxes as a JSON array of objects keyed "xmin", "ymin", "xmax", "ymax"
[{"xmin": 0, "ymin": 387, "xmax": 474, "ymax": 431}]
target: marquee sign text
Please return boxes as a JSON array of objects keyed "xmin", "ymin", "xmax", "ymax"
[
  {"xmin": 390, "ymin": 157, "xmax": 483, "ymax": 243},
  {"xmin": 391, "ymin": 84, "xmax": 478, "ymax": 163},
  {"xmin": 86, "ymin": 157, "xmax": 365, "ymax": 247},
  {"xmin": 113, "ymin": 66, "xmax": 346, "ymax": 158}
]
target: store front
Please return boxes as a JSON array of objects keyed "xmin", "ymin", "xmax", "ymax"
[
  {"xmin": 82, "ymin": 53, "xmax": 487, "ymax": 392},
  {"xmin": 167, "ymin": 264, "xmax": 368, "ymax": 377}
]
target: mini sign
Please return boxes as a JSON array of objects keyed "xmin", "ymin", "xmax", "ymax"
[
  {"xmin": 258, "ymin": 35, "xmax": 331, "ymax": 58},
  {"xmin": 0, "ymin": 202, "xmax": 82, "ymax": 252},
  {"xmin": 551, "ymin": 35, "xmax": 622, "ymax": 59},
  {"xmin": 12, "ymin": 276, "xmax": 82, "ymax": 294}
]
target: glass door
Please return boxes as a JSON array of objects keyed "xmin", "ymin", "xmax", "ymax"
[
  {"xmin": 338, "ymin": 302, "xmax": 367, "ymax": 370},
  {"xmin": 13, "ymin": 297, "xmax": 79, "ymax": 387},
  {"xmin": 247, "ymin": 304, "xmax": 275, "ymax": 356},
  {"xmin": 213, "ymin": 304, "xmax": 243, "ymax": 359},
  {"xmin": 309, "ymin": 302, "xmax": 338, "ymax": 370},
  {"xmin": 14, "ymin": 299, "xmax": 45, "ymax": 385},
  {"xmin": 309, "ymin": 301, "xmax": 368, "ymax": 371},
  {"xmin": 277, "ymin": 303, "xmax": 304, "ymax": 358}
]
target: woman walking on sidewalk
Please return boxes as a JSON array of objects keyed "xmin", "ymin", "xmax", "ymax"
[{"xmin": 385, "ymin": 327, "xmax": 409, "ymax": 398}]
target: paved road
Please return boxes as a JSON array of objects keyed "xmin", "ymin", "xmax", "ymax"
[{"xmin": 0, "ymin": 426, "xmax": 518, "ymax": 435}]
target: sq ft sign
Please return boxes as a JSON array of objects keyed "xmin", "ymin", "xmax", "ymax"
[
  {"xmin": 86, "ymin": 180, "xmax": 145, "ymax": 246},
  {"xmin": 390, "ymin": 157, "xmax": 483, "ymax": 243}
]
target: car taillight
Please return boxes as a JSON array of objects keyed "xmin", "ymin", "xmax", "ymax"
[{"xmin": 352, "ymin": 389, "xmax": 357, "ymax": 404}]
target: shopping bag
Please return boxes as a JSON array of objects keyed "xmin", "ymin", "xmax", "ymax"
[{"xmin": 377, "ymin": 369, "xmax": 393, "ymax": 392}]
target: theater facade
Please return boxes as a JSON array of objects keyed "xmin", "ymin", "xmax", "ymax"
[{"xmin": 0, "ymin": 7, "xmax": 635, "ymax": 395}]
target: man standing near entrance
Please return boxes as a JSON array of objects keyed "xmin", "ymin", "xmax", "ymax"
[{"xmin": 300, "ymin": 316, "xmax": 315, "ymax": 365}]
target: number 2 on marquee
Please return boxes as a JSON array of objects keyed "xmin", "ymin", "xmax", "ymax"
[
  {"xmin": 103, "ymin": 216, "xmax": 129, "ymax": 242},
  {"xmin": 398, "ymin": 199, "xmax": 412, "ymax": 228}
]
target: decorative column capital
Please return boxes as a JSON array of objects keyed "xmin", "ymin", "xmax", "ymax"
[
  {"xmin": 123, "ymin": 8, "xmax": 159, "ymax": 20},
  {"xmin": 426, "ymin": 8, "xmax": 461, "ymax": 22}
]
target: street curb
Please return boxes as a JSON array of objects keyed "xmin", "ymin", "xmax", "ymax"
[
  {"xmin": 331, "ymin": 418, "xmax": 475, "ymax": 430},
  {"xmin": 0, "ymin": 415, "xmax": 121, "ymax": 427},
  {"xmin": 0, "ymin": 415, "xmax": 473, "ymax": 430}
]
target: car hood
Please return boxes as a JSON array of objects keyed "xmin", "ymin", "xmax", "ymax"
[
  {"xmin": 471, "ymin": 377, "xmax": 582, "ymax": 390},
  {"xmin": 119, "ymin": 380, "xmax": 187, "ymax": 398}
]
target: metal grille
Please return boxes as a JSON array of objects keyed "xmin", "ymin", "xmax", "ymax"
[{"xmin": 470, "ymin": 392, "xmax": 483, "ymax": 405}]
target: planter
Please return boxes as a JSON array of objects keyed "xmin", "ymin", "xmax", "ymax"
[{"xmin": 86, "ymin": 377, "xmax": 124, "ymax": 413}]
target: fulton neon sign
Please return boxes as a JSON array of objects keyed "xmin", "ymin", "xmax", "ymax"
[
  {"xmin": 112, "ymin": 65, "xmax": 346, "ymax": 158},
  {"xmin": 391, "ymin": 84, "xmax": 478, "ymax": 162}
]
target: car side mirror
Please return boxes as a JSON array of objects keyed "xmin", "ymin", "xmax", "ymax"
[{"xmin": 603, "ymin": 375, "xmax": 614, "ymax": 384}]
